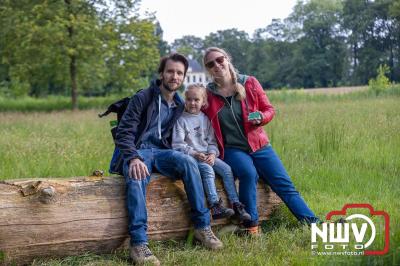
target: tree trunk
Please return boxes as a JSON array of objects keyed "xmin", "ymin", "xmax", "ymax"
[
  {"xmin": 0, "ymin": 175, "xmax": 281, "ymax": 265},
  {"xmin": 70, "ymin": 54, "xmax": 78, "ymax": 110},
  {"xmin": 65, "ymin": 0, "xmax": 78, "ymax": 110}
]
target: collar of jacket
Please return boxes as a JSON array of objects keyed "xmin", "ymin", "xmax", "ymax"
[
  {"xmin": 150, "ymin": 79, "xmax": 184, "ymax": 106},
  {"xmin": 206, "ymin": 74, "xmax": 249, "ymax": 94}
]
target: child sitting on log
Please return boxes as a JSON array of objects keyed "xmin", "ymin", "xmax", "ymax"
[{"xmin": 172, "ymin": 84, "xmax": 251, "ymax": 222}]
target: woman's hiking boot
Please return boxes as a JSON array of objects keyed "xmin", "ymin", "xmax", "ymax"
[
  {"xmin": 235, "ymin": 225, "xmax": 261, "ymax": 237},
  {"xmin": 210, "ymin": 199, "xmax": 234, "ymax": 219}
]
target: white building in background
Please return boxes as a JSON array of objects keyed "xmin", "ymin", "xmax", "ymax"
[{"xmin": 184, "ymin": 58, "xmax": 210, "ymax": 87}]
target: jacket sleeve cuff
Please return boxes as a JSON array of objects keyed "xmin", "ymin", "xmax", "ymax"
[{"xmin": 124, "ymin": 153, "xmax": 143, "ymax": 164}]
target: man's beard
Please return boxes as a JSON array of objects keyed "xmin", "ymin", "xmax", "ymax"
[{"xmin": 162, "ymin": 80, "xmax": 180, "ymax": 92}]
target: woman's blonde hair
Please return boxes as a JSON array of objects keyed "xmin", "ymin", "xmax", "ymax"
[
  {"xmin": 184, "ymin": 83, "xmax": 208, "ymax": 107},
  {"xmin": 203, "ymin": 47, "xmax": 246, "ymax": 100}
]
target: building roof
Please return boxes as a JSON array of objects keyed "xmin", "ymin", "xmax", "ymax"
[{"xmin": 188, "ymin": 59, "xmax": 204, "ymax": 73}]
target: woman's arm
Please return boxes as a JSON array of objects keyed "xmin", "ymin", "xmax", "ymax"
[{"xmin": 251, "ymin": 77, "xmax": 275, "ymax": 126}]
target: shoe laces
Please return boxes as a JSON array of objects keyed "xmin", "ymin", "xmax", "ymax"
[
  {"xmin": 203, "ymin": 228, "xmax": 218, "ymax": 241},
  {"xmin": 212, "ymin": 200, "xmax": 223, "ymax": 214},
  {"xmin": 137, "ymin": 245, "xmax": 153, "ymax": 257},
  {"xmin": 234, "ymin": 202, "xmax": 247, "ymax": 214},
  {"xmin": 235, "ymin": 202, "xmax": 245, "ymax": 210}
]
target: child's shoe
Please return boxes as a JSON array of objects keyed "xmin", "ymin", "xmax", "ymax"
[
  {"xmin": 211, "ymin": 199, "xmax": 235, "ymax": 219},
  {"xmin": 232, "ymin": 202, "xmax": 251, "ymax": 222}
]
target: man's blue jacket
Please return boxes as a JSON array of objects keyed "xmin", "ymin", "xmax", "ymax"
[{"xmin": 112, "ymin": 80, "xmax": 184, "ymax": 174}]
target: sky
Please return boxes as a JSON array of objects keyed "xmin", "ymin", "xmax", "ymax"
[{"xmin": 139, "ymin": 0, "xmax": 298, "ymax": 44}]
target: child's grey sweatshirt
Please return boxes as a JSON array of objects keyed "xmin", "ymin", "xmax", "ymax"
[{"xmin": 172, "ymin": 111, "xmax": 219, "ymax": 157}]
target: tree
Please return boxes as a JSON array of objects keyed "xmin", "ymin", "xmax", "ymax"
[
  {"xmin": 204, "ymin": 29, "xmax": 252, "ymax": 73},
  {"xmin": 154, "ymin": 21, "xmax": 170, "ymax": 57},
  {"xmin": 341, "ymin": 0, "xmax": 400, "ymax": 84},
  {"xmin": 171, "ymin": 35, "xmax": 204, "ymax": 63},
  {"xmin": 286, "ymin": 0, "xmax": 346, "ymax": 87},
  {"xmin": 0, "ymin": 0, "xmax": 159, "ymax": 108}
]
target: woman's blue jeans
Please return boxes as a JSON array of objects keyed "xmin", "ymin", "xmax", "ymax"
[
  {"xmin": 224, "ymin": 145, "xmax": 319, "ymax": 225},
  {"xmin": 197, "ymin": 158, "xmax": 240, "ymax": 206},
  {"xmin": 123, "ymin": 148, "xmax": 210, "ymax": 246}
]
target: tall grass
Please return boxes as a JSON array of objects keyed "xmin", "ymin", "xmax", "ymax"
[
  {"xmin": 1, "ymin": 93, "xmax": 399, "ymax": 265},
  {"xmin": 0, "ymin": 95, "xmax": 123, "ymax": 112},
  {"xmin": 1, "ymin": 85, "xmax": 399, "ymax": 112}
]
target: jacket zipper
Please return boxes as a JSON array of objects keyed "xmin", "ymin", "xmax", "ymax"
[
  {"xmin": 211, "ymin": 103, "xmax": 225, "ymax": 149},
  {"xmin": 228, "ymin": 96, "xmax": 248, "ymax": 141}
]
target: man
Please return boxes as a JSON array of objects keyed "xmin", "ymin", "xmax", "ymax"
[{"xmin": 115, "ymin": 53, "xmax": 223, "ymax": 265}]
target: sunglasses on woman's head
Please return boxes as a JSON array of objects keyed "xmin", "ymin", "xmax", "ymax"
[{"xmin": 205, "ymin": 56, "xmax": 225, "ymax": 69}]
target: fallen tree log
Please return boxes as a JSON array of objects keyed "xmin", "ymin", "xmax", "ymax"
[{"xmin": 0, "ymin": 174, "xmax": 281, "ymax": 265}]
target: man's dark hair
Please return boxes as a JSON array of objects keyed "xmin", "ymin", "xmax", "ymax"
[{"xmin": 158, "ymin": 53, "xmax": 189, "ymax": 76}]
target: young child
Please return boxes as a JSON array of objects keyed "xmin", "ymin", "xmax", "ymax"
[{"xmin": 172, "ymin": 84, "xmax": 251, "ymax": 222}]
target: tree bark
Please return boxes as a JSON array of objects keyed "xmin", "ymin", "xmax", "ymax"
[
  {"xmin": 69, "ymin": 54, "xmax": 78, "ymax": 110},
  {"xmin": 65, "ymin": 0, "xmax": 78, "ymax": 110},
  {"xmin": 0, "ymin": 175, "xmax": 281, "ymax": 265}
]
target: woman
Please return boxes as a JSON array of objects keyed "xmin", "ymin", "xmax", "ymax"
[{"xmin": 202, "ymin": 47, "xmax": 319, "ymax": 234}]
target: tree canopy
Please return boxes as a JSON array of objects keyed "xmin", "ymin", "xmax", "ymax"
[
  {"xmin": 0, "ymin": 0, "xmax": 399, "ymax": 107},
  {"xmin": 0, "ymin": 0, "xmax": 160, "ymax": 108}
]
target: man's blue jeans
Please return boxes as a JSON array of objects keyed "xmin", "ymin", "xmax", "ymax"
[
  {"xmin": 123, "ymin": 148, "xmax": 210, "ymax": 246},
  {"xmin": 197, "ymin": 158, "xmax": 240, "ymax": 205},
  {"xmin": 224, "ymin": 145, "xmax": 319, "ymax": 225}
]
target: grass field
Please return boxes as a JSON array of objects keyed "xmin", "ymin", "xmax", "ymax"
[{"xmin": 0, "ymin": 91, "xmax": 399, "ymax": 265}]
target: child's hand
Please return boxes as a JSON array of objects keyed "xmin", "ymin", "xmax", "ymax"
[
  {"xmin": 193, "ymin": 152, "xmax": 207, "ymax": 162},
  {"xmin": 204, "ymin": 153, "xmax": 216, "ymax": 166}
]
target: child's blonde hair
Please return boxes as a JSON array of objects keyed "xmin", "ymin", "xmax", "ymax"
[{"xmin": 184, "ymin": 83, "xmax": 208, "ymax": 107}]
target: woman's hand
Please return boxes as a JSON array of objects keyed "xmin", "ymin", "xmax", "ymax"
[
  {"xmin": 249, "ymin": 110, "xmax": 263, "ymax": 126},
  {"xmin": 204, "ymin": 153, "xmax": 216, "ymax": 166},
  {"xmin": 250, "ymin": 118, "xmax": 262, "ymax": 126}
]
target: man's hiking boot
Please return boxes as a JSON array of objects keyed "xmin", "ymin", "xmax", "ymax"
[
  {"xmin": 233, "ymin": 202, "xmax": 252, "ymax": 222},
  {"xmin": 194, "ymin": 226, "xmax": 223, "ymax": 250},
  {"xmin": 210, "ymin": 199, "xmax": 234, "ymax": 220},
  {"xmin": 130, "ymin": 244, "xmax": 160, "ymax": 265}
]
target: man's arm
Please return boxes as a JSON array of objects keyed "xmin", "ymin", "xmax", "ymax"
[
  {"xmin": 115, "ymin": 91, "xmax": 152, "ymax": 180},
  {"xmin": 115, "ymin": 92, "xmax": 146, "ymax": 164}
]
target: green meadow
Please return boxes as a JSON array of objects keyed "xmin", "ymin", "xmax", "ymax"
[{"xmin": 0, "ymin": 89, "xmax": 399, "ymax": 265}]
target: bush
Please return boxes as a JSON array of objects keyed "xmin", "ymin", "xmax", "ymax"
[
  {"xmin": 368, "ymin": 64, "xmax": 391, "ymax": 95},
  {"xmin": 0, "ymin": 79, "xmax": 30, "ymax": 98}
]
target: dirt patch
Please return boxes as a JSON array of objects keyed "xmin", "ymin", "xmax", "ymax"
[{"xmin": 298, "ymin": 86, "xmax": 368, "ymax": 95}]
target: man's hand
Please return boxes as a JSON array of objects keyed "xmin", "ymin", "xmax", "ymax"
[
  {"xmin": 193, "ymin": 152, "xmax": 207, "ymax": 162},
  {"xmin": 204, "ymin": 153, "xmax": 216, "ymax": 166},
  {"xmin": 129, "ymin": 158, "xmax": 149, "ymax": 180}
]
